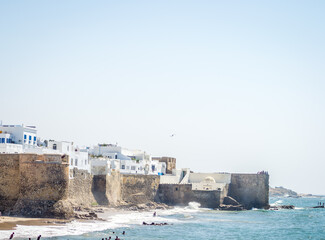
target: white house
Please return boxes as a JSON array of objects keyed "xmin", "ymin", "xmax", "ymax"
[
  {"xmin": 46, "ymin": 140, "xmax": 91, "ymax": 176},
  {"xmin": 89, "ymin": 144, "xmax": 166, "ymax": 175},
  {"xmin": 90, "ymin": 157, "xmax": 120, "ymax": 175},
  {"xmin": 0, "ymin": 124, "xmax": 37, "ymax": 153}
]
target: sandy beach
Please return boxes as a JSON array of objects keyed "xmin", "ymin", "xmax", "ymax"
[{"xmin": 0, "ymin": 216, "xmax": 70, "ymax": 231}]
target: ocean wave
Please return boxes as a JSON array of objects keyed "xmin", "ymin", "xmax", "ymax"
[
  {"xmin": 0, "ymin": 208, "xmax": 184, "ymax": 239},
  {"xmin": 270, "ymin": 200, "xmax": 283, "ymax": 206}
]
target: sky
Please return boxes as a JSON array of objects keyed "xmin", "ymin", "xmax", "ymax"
[{"xmin": 1, "ymin": 0, "xmax": 325, "ymax": 195}]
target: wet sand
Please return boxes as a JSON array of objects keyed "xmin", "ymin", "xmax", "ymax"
[
  {"xmin": 0, "ymin": 216, "xmax": 70, "ymax": 230},
  {"xmin": 0, "ymin": 207, "xmax": 124, "ymax": 231}
]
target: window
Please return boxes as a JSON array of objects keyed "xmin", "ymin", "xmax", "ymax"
[
  {"xmin": 53, "ymin": 144, "xmax": 57, "ymax": 150},
  {"xmin": 126, "ymin": 166, "xmax": 130, "ymax": 170},
  {"xmin": 151, "ymin": 165, "xmax": 155, "ymax": 171},
  {"xmin": 131, "ymin": 166, "xmax": 136, "ymax": 170},
  {"xmin": 6, "ymin": 138, "xmax": 9, "ymax": 143},
  {"xmin": 29, "ymin": 135, "xmax": 31, "ymax": 144},
  {"xmin": 1, "ymin": 138, "xmax": 5, "ymax": 143},
  {"xmin": 121, "ymin": 165, "xmax": 125, "ymax": 169},
  {"xmin": 24, "ymin": 134, "xmax": 27, "ymax": 143},
  {"xmin": 71, "ymin": 158, "xmax": 73, "ymax": 165},
  {"xmin": 75, "ymin": 159, "xmax": 78, "ymax": 166}
]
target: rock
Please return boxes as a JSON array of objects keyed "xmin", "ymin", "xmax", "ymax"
[
  {"xmin": 88, "ymin": 212, "xmax": 97, "ymax": 217},
  {"xmin": 280, "ymin": 205, "xmax": 295, "ymax": 209},
  {"xmin": 52, "ymin": 200, "xmax": 74, "ymax": 219},
  {"xmin": 223, "ymin": 196, "xmax": 240, "ymax": 206},
  {"xmin": 218, "ymin": 204, "xmax": 244, "ymax": 211},
  {"xmin": 269, "ymin": 205, "xmax": 295, "ymax": 210}
]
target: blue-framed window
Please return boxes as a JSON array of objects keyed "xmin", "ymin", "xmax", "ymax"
[
  {"xmin": 29, "ymin": 135, "xmax": 31, "ymax": 144},
  {"xmin": 1, "ymin": 138, "xmax": 5, "ymax": 143},
  {"xmin": 6, "ymin": 138, "xmax": 9, "ymax": 143},
  {"xmin": 24, "ymin": 134, "xmax": 27, "ymax": 143},
  {"xmin": 33, "ymin": 136, "xmax": 36, "ymax": 144}
]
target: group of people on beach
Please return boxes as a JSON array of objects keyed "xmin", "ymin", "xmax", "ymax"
[{"xmin": 317, "ymin": 202, "xmax": 325, "ymax": 206}]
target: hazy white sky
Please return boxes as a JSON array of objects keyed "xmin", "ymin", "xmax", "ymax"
[{"xmin": 1, "ymin": 1, "xmax": 325, "ymax": 194}]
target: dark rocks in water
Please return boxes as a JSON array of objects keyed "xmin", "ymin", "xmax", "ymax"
[
  {"xmin": 280, "ymin": 205, "xmax": 295, "ymax": 209},
  {"xmin": 269, "ymin": 205, "xmax": 295, "ymax": 210},
  {"xmin": 312, "ymin": 206, "xmax": 324, "ymax": 209},
  {"xmin": 218, "ymin": 204, "xmax": 244, "ymax": 211},
  {"xmin": 223, "ymin": 196, "xmax": 240, "ymax": 206}
]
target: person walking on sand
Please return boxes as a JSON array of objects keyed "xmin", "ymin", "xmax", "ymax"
[
  {"xmin": 153, "ymin": 211, "xmax": 157, "ymax": 217},
  {"xmin": 37, "ymin": 235, "xmax": 41, "ymax": 240}
]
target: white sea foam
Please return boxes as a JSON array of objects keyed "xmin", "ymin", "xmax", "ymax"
[
  {"xmin": 0, "ymin": 208, "xmax": 184, "ymax": 240},
  {"xmin": 270, "ymin": 200, "xmax": 283, "ymax": 206}
]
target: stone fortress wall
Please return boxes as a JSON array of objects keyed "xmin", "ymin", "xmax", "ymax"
[
  {"xmin": 228, "ymin": 173, "xmax": 269, "ymax": 209},
  {"xmin": 0, "ymin": 154, "xmax": 269, "ymax": 218},
  {"xmin": 0, "ymin": 154, "xmax": 70, "ymax": 217},
  {"xmin": 157, "ymin": 184, "xmax": 222, "ymax": 208}
]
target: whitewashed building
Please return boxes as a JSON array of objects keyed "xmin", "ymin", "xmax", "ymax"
[
  {"xmin": 0, "ymin": 124, "xmax": 37, "ymax": 153},
  {"xmin": 160, "ymin": 169, "xmax": 231, "ymax": 191},
  {"xmin": 89, "ymin": 144, "xmax": 166, "ymax": 175},
  {"xmin": 46, "ymin": 140, "xmax": 90, "ymax": 175}
]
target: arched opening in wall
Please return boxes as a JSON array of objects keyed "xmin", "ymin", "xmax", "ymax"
[{"xmin": 53, "ymin": 144, "xmax": 57, "ymax": 150}]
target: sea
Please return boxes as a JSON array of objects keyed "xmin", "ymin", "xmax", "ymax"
[{"xmin": 1, "ymin": 197, "xmax": 325, "ymax": 240}]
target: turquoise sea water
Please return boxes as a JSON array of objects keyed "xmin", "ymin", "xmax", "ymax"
[{"xmin": 3, "ymin": 197, "xmax": 325, "ymax": 240}]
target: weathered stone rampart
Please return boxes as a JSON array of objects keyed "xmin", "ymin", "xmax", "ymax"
[
  {"xmin": 0, "ymin": 153, "xmax": 269, "ymax": 217},
  {"xmin": 0, "ymin": 154, "xmax": 70, "ymax": 217},
  {"xmin": 0, "ymin": 154, "xmax": 20, "ymax": 213},
  {"xmin": 158, "ymin": 184, "xmax": 222, "ymax": 208},
  {"xmin": 68, "ymin": 168, "xmax": 97, "ymax": 206},
  {"xmin": 228, "ymin": 173, "xmax": 269, "ymax": 209},
  {"xmin": 121, "ymin": 174, "xmax": 160, "ymax": 204}
]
